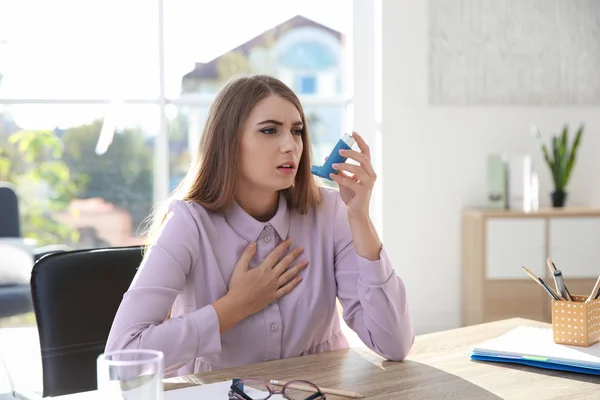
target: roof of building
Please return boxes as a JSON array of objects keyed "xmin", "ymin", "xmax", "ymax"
[{"xmin": 181, "ymin": 15, "xmax": 343, "ymax": 83}]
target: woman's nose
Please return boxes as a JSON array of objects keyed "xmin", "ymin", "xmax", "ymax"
[{"xmin": 280, "ymin": 131, "xmax": 299, "ymax": 152}]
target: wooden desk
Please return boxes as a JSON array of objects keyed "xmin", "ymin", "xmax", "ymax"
[{"xmin": 164, "ymin": 318, "xmax": 600, "ymax": 399}]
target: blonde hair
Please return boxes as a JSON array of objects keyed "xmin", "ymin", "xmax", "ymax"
[{"xmin": 142, "ymin": 75, "xmax": 322, "ymax": 249}]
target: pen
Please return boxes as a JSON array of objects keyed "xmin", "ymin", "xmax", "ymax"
[
  {"xmin": 552, "ymin": 270, "xmax": 572, "ymax": 301},
  {"xmin": 547, "ymin": 258, "xmax": 572, "ymax": 301},
  {"xmin": 269, "ymin": 379, "xmax": 364, "ymax": 399},
  {"xmin": 585, "ymin": 276, "xmax": 600, "ymax": 303},
  {"xmin": 521, "ymin": 266, "xmax": 560, "ymax": 300},
  {"xmin": 546, "ymin": 257, "xmax": 558, "ymax": 274}
]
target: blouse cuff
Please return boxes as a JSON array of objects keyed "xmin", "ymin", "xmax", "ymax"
[
  {"xmin": 356, "ymin": 245, "xmax": 395, "ymax": 286},
  {"xmin": 190, "ymin": 305, "xmax": 222, "ymax": 356}
]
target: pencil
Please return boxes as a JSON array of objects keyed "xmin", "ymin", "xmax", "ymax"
[
  {"xmin": 547, "ymin": 258, "xmax": 572, "ymax": 301},
  {"xmin": 521, "ymin": 266, "xmax": 560, "ymax": 300},
  {"xmin": 546, "ymin": 257, "xmax": 558, "ymax": 274},
  {"xmin": 269, "ymin": 379, "xmax": 364, "ymax": 399},
  {"xmin": 585, "ymin": 276, "xmax": 600, "ymax": 303}
]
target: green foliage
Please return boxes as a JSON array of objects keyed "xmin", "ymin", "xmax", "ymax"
[
  {"xmin": 532, "ymin": 123, "xmax": 584, "ymax": 192},
  {"xmin": 0, "ymin": 117, "xmax": 157, "ymax": 247},
  {"xmin": 0, "ymin": 129, "xmax": 80, "ymax": 245},
  {"xmin": 60, "ymin": 119, "xmax": 155, "ymax": 232}
]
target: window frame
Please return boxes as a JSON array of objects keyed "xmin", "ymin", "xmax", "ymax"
[{"xmin": 0, "ymin": 0, "xmax": 379, "ymax": 233}]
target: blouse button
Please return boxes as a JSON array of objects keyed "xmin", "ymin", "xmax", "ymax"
[
  {"xmin": 270, "ymin": 324, "xmax": 278, "ymax": 332},
  {"xmin": 264, "ymin": 236, "xmax": 272, "ymax": 242}
]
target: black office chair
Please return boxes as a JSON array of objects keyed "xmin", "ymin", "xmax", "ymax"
[
  {"xmin": 0, "ymin": 182, "xmax": 20, "ymax": 239},
  {"xmin": 0, "ymin": 182, "xmax": 69, "ymax": 319},
  {"xmin": 0, "ymin": 181, "xmax": 71, "ymax": 259},
  {"xmin": 30, "ymin": 246, "xmax": 143, "ymax": 397}
]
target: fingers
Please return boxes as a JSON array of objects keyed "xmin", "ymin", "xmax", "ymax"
[
  {"xmin": 234, "ymin": 242, "xmax": 256, "ymax": 273},
  {"xmin": 275, "ymin": 274, "xmax": 303, "ymax": 298},
  {"xmin": 339, "ymin": 149, "xmax": 377, "ymax": 179},
  {"xmin": 272, "ymin": 246, "xmax": 304, "ymax": 275},
  {"xmin": 330, "ymin": 171, "xmax": 361, "ymax": 191},
  {"xmin": 352, "ymin": 131, "xmax": 371, "ymax": 159},
  {"xmin": 261, "ymin": 239, "xmax": 292, "ymax": 268},
  {"xmin": 277, "ymin": 260, "xmax": 309, "ymax": 287},
  {"xmin": 332, "ymin": 162, "xmax": 371, "ymax": 184}
]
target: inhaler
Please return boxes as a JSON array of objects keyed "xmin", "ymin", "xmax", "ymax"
[{"xmin": 310, "ymin": 133, "xmax": 356, "ymax": 180}]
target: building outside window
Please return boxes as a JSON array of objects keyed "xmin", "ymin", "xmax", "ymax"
[
  {"xmin": 298, "ymin": 76, "xmax": 317, "ymax": 94},
  {"xmin": 0, "ymin": 0, "xmax": 354, "ymax": 249}
]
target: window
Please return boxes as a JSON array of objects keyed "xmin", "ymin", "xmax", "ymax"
[
  {"xmin": 0, "ymin": 0, "xmax": 355, "ymax": 248},
  {"xmin": 0, "ymin": 1, "xmax": 158, "ymax": 99},
  {"xmin": 0, "ymin": 104, "xmax": 158, "ymax": 248},
  {"xmin": 298, "ymin": 76, "xmax": 317, "ymax": 94}
]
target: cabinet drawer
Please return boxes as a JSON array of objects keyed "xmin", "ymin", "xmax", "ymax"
[
  {"xmin": 549, "ymin": 217, "xmax": 600, "ymax": 278},
  {"xmin": 486, "ymin": 218, "xmax": 546, "ymax": 279},
  {"xmin": 483, "ymin": 280, "xmax": 548, "ymax": 323}
]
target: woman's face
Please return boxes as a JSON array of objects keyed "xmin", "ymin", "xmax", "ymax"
[{"xmin": 237, "ymin": 94, "xmax": 304, "ymax": 194}]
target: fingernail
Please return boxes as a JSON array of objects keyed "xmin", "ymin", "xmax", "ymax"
[
  {"xmin": 339, "ymin": 149, "xmax": 346, "ymax": 153},
  {"xmin": 248, "ymin": 242, "xmax": 256, "ymax": 248}
]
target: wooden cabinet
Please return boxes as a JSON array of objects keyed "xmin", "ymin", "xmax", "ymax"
[
  {"xmin": 462, "ymin": 208, "xmax": 600, "ymax": 326},
  {"xmin": 485, "ymin": 218, "xmax": 546, "ymax": 279},
  {"xmin": 548, "ymin": 217, "xmax": 600, "ymax": 278}
]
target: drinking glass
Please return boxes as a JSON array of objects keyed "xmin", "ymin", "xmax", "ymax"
[{"xmin": 97, "ymin": 349, "xmax": 164, "ymax": 400}]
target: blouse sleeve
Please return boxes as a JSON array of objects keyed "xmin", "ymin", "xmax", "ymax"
[
  {"xmin": 105, "ymin": 201, "xmax": 222, "ymax": 373},
  {"xmin": 332, "ymin": 193, "xmax": 414, "ymax": 361}
]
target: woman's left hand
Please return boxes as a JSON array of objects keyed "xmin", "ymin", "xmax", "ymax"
[{"xmin": 329, "ymin": 131, "xmax": 377, "ymax": 218}]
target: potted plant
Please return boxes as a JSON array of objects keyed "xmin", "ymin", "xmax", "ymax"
[{"xmin": 531, "ymin": 123, "xmax": 584, "ymax": 208}]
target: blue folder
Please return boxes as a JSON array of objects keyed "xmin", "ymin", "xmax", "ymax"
[
  {"xmin": 470, "ymin": 326, "xmax": 600, "ymax": 377},
  {"xmin": 470, "ymin": 353, "xmax": 600, "ymax": 376}
]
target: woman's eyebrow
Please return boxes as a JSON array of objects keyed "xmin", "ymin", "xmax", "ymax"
[{"xmin": 256, "ymin": 120, "xmax": 303, "ymax": 126}]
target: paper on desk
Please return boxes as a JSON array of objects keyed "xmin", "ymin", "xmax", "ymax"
[
  {"xmin": 43, "ymin": 381, "xmax": 280, "ymax": 400},
  {"xmin": 165, "ymin": 380, "xmax": 283, "ymax": 399},
  {"xmin": 472, "ymin": 326, "xmax": 600, "ymax": 369}
]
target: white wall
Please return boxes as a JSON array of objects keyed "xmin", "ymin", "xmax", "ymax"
[{"xmin": 381, "ymin": 0, "xmax": 600, "ymax": 334}]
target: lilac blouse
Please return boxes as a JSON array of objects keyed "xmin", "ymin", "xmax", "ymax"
[{"xmin": 105, "ymin": 187, "xmax": 414, "ymax": 376}]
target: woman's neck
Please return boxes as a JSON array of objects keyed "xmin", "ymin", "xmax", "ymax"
[{"xmin": 235, "ymin": 189, "xmax": 279, "ymax": 222}]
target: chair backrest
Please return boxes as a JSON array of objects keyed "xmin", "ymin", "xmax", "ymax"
[
  {"xmin": 30, "ymin": 246, "xmax": 143, "ymax": 397},
  {"xmin": 0, "ymin": 183, "xmax": 20, "ymax": 238}
]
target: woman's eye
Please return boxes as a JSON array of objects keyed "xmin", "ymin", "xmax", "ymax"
[
  {"xmin": 293, "ymin": 129, "xmax": 304, "ymax": 136},
  {"xmin": 260, "ymin": 128, "xmax": 276, "ymax": 134}
]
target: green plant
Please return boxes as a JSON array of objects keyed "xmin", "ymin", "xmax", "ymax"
[
  {"xmin": 0, "ymin": 129, "xmax": 80, "ymax": 245},
  {"xmin": 532, "ymin": 123, "xmax": 584, "ymax": 193}
]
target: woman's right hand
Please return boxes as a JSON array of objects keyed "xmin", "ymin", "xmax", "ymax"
[{"xmin": 212, "ymin": 239, "xmax": 308, "ymax": 333}]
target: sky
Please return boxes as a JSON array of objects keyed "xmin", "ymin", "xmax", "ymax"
[{"xmin": 0, "ymin": 0, "xmax": 353, "ymax": 130}]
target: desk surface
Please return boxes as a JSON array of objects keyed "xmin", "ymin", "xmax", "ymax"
[{"xmin": 164, "ymin": 318, "xmax": 600, "ymax": 399}]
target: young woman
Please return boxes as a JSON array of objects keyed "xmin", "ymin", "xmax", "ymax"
[{"xmin": 105, "ymin": 75, "xmax": 414, "ymax": 377}]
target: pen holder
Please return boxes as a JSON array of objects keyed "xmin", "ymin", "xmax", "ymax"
[{"xmin": 551, "ymin": 295, "xmax": 600, "ymax": 347}]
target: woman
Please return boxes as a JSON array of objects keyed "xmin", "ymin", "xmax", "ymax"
[{"xmin": 105, "ymin": 75, "xmax": 414, "ymax": 377}]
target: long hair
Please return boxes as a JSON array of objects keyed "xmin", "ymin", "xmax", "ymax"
[{"xmin": 142, "ymin": 75, "xmax": 322, "ymax": 248}]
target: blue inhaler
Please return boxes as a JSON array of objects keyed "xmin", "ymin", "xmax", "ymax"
[{"xmin": 311, "ymin": 133, "xmax": 356, "ymax": 180}]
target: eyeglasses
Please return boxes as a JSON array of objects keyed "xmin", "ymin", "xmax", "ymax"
[{"xmin": 228, "ymin": 378, "xmax": 326, "ymax": 400}]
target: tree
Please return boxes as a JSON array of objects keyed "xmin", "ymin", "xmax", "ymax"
[
  {"xmin": 60, "ymin": 119, "xmax": 155, "ymax": 234},
  {"xmin": 0, "ymin": 129, "xmax": 79, "ymax": 245}
]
